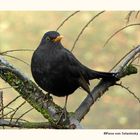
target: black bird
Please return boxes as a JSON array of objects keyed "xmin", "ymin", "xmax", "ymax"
[{"xmin": 31, "ymin": 31, "xmax": 116, "ymax": 119}]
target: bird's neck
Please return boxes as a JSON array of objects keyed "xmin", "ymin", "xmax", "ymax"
[{"xmin": 39, "ymin": 42, "xmax": 63, "ymax": 52}]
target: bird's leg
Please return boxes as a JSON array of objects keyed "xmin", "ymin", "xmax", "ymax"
[
  {"xmin": 87, "ymin": 91, "xmax": 95, "ymax": 102},
  {"xmin": 88, "ymin": 92, "xmax": 93, "ymax": 100},
  {"xmin": 44, "ymin": 92, "xmax": 52, "ymax": 101},
  {"xmin": 42, "ymin": 93, "xmax": 53, "ymax": 109},
  {"xmin": 63, "ymin": 95, "xmax": 68, "ymax": 120},
  {"xmin": 87, "ymin": 92, "xmax": 96, "ymax": 105},
  {"xmin": 56, "ymin": 96, "xmax": 68, "ymax": 124}
]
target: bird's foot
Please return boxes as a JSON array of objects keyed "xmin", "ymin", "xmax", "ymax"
[
  {"xmin": 56, "ymin": 107, "xmax": 68, "ymax": 124},
  {"xmin": 89, "ymin": 93, "xmax": 93, "ymax": 101},
  {"xmin": 44, "ymin": 93, "xmax": 53, "ymax": 101},
  {"xmin": 42, "ymin": 93, "xmax": 53, "ymax": 109}
]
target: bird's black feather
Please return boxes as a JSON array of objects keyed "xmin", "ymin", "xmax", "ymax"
[{"xmin": 31, "ymin": 31, "xmax": 116, "ymax": 97}]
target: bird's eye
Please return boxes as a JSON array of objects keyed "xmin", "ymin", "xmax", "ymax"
[{"xmin": 46, "ymin": 36, "xmax": 50, "ymax": 41}]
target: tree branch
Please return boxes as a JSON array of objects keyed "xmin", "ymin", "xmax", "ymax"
[
  {"xmin": 0, "ymin": 91, "xmax": 4, "ymax": 129},
  {"xmin": 74, "ymin": 45, "xmax": 140, "ymax": 121},
  {"xmin": 0, "ymin": 91, "xmax": 4, "ymax": 117},
  {"xmin": 0, "ymin": 119, "xmax": 55, "ymax": 129}
]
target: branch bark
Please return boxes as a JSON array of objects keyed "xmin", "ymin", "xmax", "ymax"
[{"xmin": 0, "ymin": 119, "xmax": 54, "ymax": 128}]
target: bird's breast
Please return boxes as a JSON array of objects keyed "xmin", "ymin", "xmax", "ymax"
[{"xmin": 31, "ymin": 47, "xmax": 80, "ymax": 96}]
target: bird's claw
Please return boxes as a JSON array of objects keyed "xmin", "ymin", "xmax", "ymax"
[
  {"xmin": 56, "ymin": 107, "xmax": 68, "ymax": 124},
  {"xmin": 44, "ymin": 93, "xmax": 53, "ymax": 101}
]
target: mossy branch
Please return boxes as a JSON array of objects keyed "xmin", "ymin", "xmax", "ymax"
[
  {"xmin": 0, "ymin": 119, "xmax": 54, "ymax": 128},
  {"xmin": 0, "ymin": 56, "xmax": 82, "ymax": 129}
]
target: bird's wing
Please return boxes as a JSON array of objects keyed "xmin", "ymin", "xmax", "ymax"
[
  {"xmin": 62, "ymin": 49, "xmax": 91, "ymax": 93},
  {"xmin": 78, "ymin": 73, "xmax": 90, "ymax": 93}
]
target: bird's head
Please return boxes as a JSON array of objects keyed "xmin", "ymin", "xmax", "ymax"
[{"xmin": 41, "ymin": 31, "xmax": 63, "ymax": 45}]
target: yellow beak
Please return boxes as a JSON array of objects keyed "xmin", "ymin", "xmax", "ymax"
[{"xmin": 53, "ymin": 35, "xmax": 63, "ymax": 42}]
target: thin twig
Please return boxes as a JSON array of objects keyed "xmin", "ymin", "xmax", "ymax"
[
  {"xmin": 129, "ymin": 53, "xmax": 140, "ymax": 65},
  {"xmin": 7, "ymin": 107, "xmax": 15, "ymax": 111},
  {"xmin": 56, "ymin": 11, "xmax": 80, "ymax": 31},
  {"xmin": 0, "ymin": 91, "xmax": 4, "ymax": 128},
  {"xmin": 125, "ymin": 11, "xmax": 134, "ymax": 25},
  {"xmin": 2, "ymin": 54, "xmax": 30, "ymax": 66},
  {"xmin": 71, "ymin": 11, "xmax": 105, "ymax": 52},
  {"xmin": 0, "ymin": 49, "xmax": 34, "ymax": 55},
  {"xmin": 9, "ymin": 101, "xmax": 26, "ymax": 124},
  {"xmin": 15, "ymin": 108, "xmax": 34, "ymax": 124},
  {"xmin": 103, "ymin": 23, "xmax": 140, "ymax": 47},
  {"xmin": 135, "ymin": 11, "xmax": 140, "ymax": 18},
  {"xmin": 0, "ymin": 95, "xmax": 21, "ymax": 112},
  {"xmin": 116, "ymin": 83, "xmax": 140, "ymax": 103},
  {"xmin": 0, "ymin": 91, "xmax": 4, "ymax": 117},
  {"xmin": 4, "ymin": 117, "xmax": 29, "ymax": 123},
  {"xmin": 2, "ymin": 109, "xmax": 15, "ymax": 118},
  {"xmin": 0, "ymin": 119, "xmax": 53, "ymax": 128},
  {"xmin": 109, "ymin": 46, "xmax": 139, "ymax": 72}
]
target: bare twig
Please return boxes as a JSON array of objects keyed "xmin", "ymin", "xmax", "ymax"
[
  {"xmin": 125, "ymin": 11, "xmax": 134, "ymax": 24},
  {"xmin": 129, "ymin": 53, "xmax": 140, "ymax": 65},
  {"xmin": 109, "ymin": 46, "xmax": 140, "ymax": 72},
  {"xmin": 2, "ymin": 109, "xmax": 15, "ymax": 118},
  {"xmin": 0, "ymin": 91, "xmax": 4, "ymax": 128},
  {"xmin": 0, "ymin": 95, "xmax": 21, "ymax": 112},
  {"xmin": 0, "ymin": 119, "xmax": 54, "ymax": 128},
  {"xmin": 135, "ymin": 11, "xmax": 140, "ymax": 18},
  {"xmin": 116, "ymin": 82, "xmax": 140, "ymax": 103},
  {"xmin": 9, "ymin": 101, "xmax": 26, "ymax": 124},
  {"xmin": 71, "ymin": 11, "xmax": 105, "ymax": 52},
  {"xmin": 103, "ymin": 23, "xmax": 140, "ymax": 47},
  {"xmin": 15, "ymin": 108, "xmax": 34, "ymax": 124},
  {"xmin": 0, "ymin": 49, "xmax": 34, "ymax": 54},
  {"xmin": 4, "ymin": 117, "xmax": 29, "ymax": 123},
  {"xmin": 2, "ymin": 54, "xmax": 30, "ymax": 66},
  {"xmin": 56, "ymin": 11, "xmax": 80, "ymax": 31},
  {"xmin": 111, "ymin": 45, "xmax": 140, "ymax": 73}
]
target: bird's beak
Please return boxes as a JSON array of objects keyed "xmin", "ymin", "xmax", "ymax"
[{"xmin": 53, "ymin": 35, "xmax": 63, "ymax": 42}]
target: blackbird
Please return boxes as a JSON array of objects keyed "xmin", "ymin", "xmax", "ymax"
[{"xmin": 31, "ymin": 31, "xmax": 116, "ymax": 119}]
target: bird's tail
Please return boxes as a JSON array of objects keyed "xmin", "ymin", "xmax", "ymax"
[{"xmin": 87, "ymin": 70, "xmax": 117, "ymax": 80}]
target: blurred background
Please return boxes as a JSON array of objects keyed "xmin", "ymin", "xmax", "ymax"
[{"xmin": 0, "ymin": 11, "xmax": 140, "ymax": 129}]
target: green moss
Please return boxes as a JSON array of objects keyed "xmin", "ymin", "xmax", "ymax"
[
  {"xmin": 0, "ymin": 69, "xmax": 56, "ymax": 125},
  {"xmin": 125, "ymin": 64, "xmax": 137, "ymax": 75},
  {"xmin": 21, "ymin": 122, "xmax": 51, "ymax": 128}
]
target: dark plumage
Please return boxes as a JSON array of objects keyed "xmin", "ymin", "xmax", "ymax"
[{"xmin": 31, "ymin": 31, "xmax": 116, "ymax": 119}]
